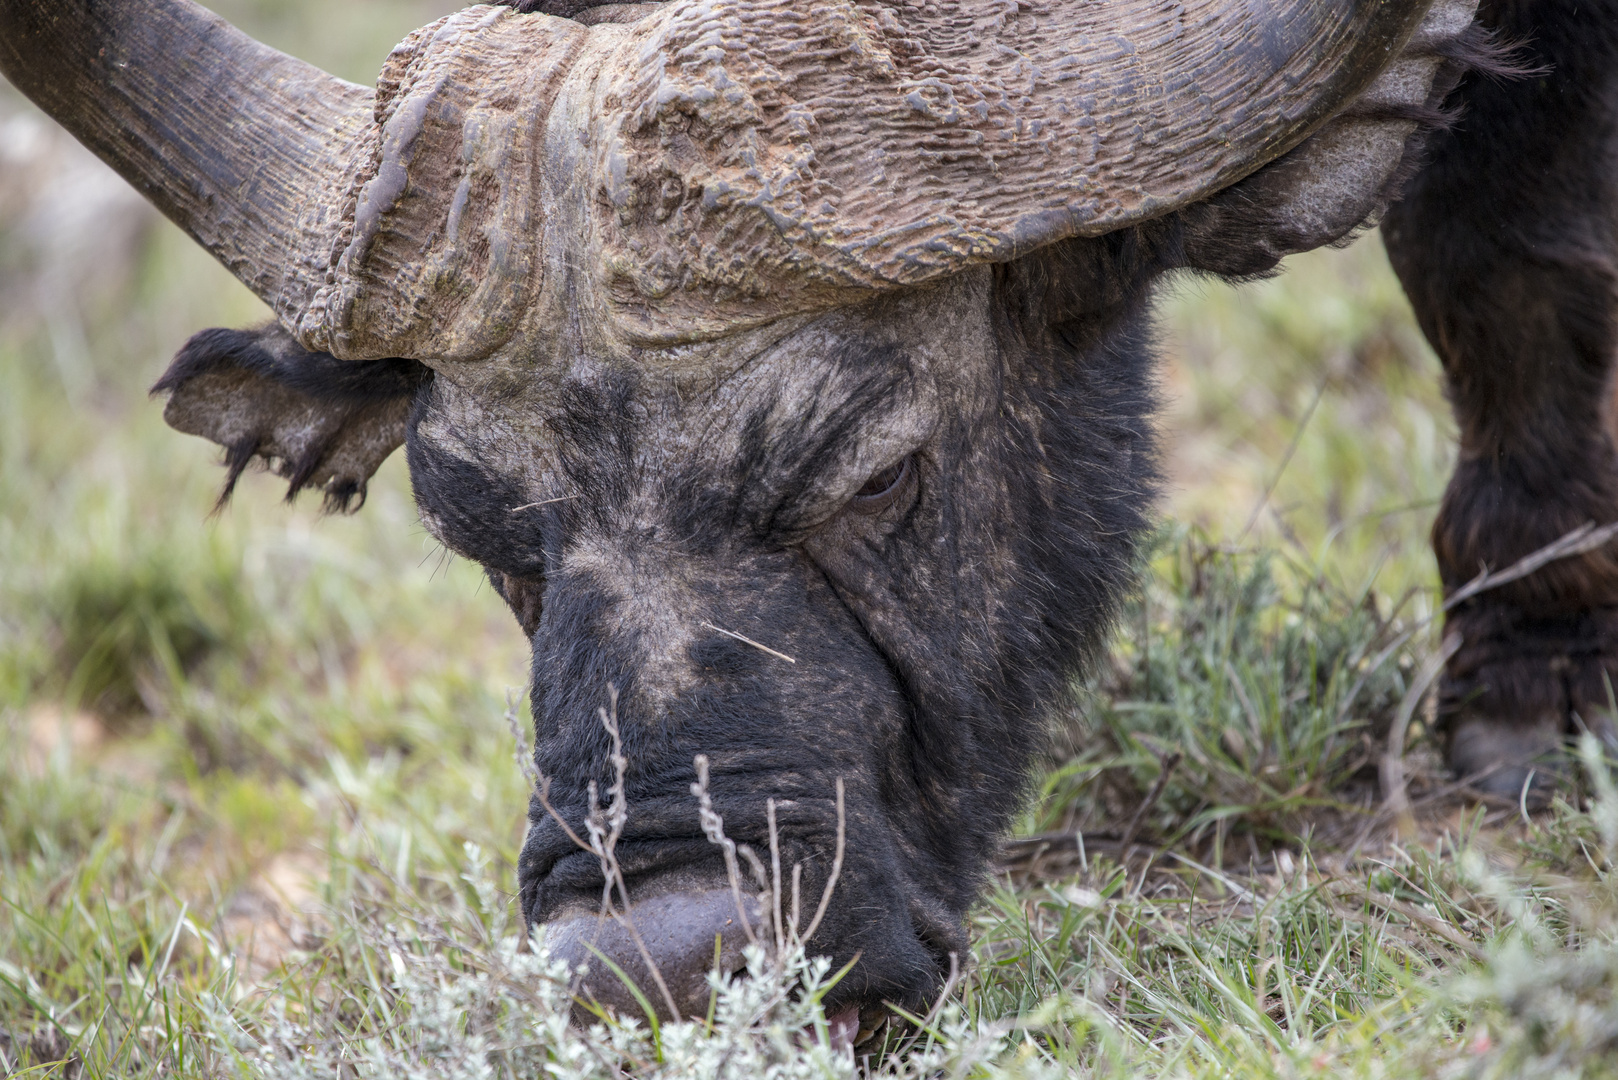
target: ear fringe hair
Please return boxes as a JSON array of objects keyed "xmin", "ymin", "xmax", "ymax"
[
  {"xmin": 1435, "ymin": 23, "xmax": 1550, "ymax": 84},
  {"xmin": 154, "ymin": 325, "xmax": 427, "ymax": 514},
  {"xmin": 1368, "ymin": 23, "xmax": 1543, "ymax": 221},
  {"xmin": 154, "ymin": 325, "xmax": 429, "ymax": 406},
  {"xmin": 208, "ymin": 432, "xmax": 370, "ymax": 516},
  {"xmin": 217, "ymin": 437, "xmax": 260, "ymax": 515}
]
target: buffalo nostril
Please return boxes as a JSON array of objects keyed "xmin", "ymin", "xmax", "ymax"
[{"xmin": 543, "ymin": 888, "xmax": 766, "ymax": 1023}]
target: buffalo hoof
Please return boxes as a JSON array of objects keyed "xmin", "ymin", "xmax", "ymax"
[
  {"xmin": 1445, "ymin": 708, "xmax": 1566, "ymax": 806},
  {"xmin": 1438, "ymin": 604, "xmax": 1618, "ymax": 806}
]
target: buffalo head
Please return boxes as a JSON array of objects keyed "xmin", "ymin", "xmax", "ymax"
[{"xmin": 0, "ymin": 0, "xmax": 1477, "ymax": 1036}]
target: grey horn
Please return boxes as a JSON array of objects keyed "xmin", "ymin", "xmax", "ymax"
[
  {"xmin": 0, "ymin": 0, "xmax": 1438, "ymax": 361},
  {"xmin": 0, "ymin": 0, "xmax": 374, "ymax": 324},
  {"xmin": 579, "ymin": 0, "xmax": 1442, "ymax": 343}
]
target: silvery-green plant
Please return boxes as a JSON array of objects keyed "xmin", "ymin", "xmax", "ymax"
[
  {"xmin": 1442, "ymin": 735, "xmax": 1618, "ymax": 1080},
  {"xmin": 237, "ymin": 844, "xmax": 1027, "ymax": 1080}
]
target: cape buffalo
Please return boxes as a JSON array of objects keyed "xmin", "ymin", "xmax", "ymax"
[{"xmin": 2, "ymin": 0, "xmax": 1609, "ymax": 1039}]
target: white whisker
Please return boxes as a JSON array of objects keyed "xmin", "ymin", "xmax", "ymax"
[{"xmin": 509, "ymin": 494, "xmax": 580, "ymax": 512}]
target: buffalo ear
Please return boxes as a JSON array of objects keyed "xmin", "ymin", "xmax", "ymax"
[
  {"xmin": 1179, "ymin": 19, "xmax": 1529, "ymax": 279},
  {"xmin": 152, "ymin": 324, "xmax": 431, "ymax": 513}
]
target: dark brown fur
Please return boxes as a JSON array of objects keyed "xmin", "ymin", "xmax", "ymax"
[{"xmin": 1384, "ymin": 0, "xmax": 1618, "ymax": 744}]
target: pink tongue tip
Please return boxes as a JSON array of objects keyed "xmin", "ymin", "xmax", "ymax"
[{"xmin": 827, "ymin": 1005, "xmax": 861, "ymax": 1053}]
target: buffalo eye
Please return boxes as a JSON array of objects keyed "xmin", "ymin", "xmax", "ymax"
[
  {"xmin": 489, "ymin": 570, "xmax": 545, "ymax": 637},
  {"xmin": 848, "ymin": 455, "xmax": 912, "ymax": 516}
]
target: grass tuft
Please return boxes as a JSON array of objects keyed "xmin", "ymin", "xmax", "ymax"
[
  {"xmin": 1038, "ymin": 527, "xmax": 1422, "ymax": 859},
  {"xmin": 44, "ymin": 538, "xmax": 254, "ymax": 719}
]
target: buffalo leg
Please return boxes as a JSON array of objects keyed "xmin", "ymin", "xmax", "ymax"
[{"xmin": 1382, "ymin": 0, "xmax": 1618, "ymax": 798}]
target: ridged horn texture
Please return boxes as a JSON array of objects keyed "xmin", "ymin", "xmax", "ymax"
[
  {"xmin": 292, "ymin": 9, "xmax": 588, "ymax": 362},
  {"xmin": 583, "ymin": 0, "xmax": 1437, "ymax": 342},
  {"xmin": 308, "ymin": 0, "xmax": 1436, "ymax": 355},
  {"xmin": 0, "ymin": 0, "xmax": 1435, "ymax": 361},
  {"xmin": 0, "ymin": 0, "xmax": 373, "ymax": 321}
]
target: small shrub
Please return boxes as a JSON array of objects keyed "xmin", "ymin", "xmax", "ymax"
[
  {"xmin": 1045, "ymin": 528, "xmax": 1422, "ymax": 850},
  {"xmin": 45, "ymin": 539, "xmax": 254, "ymax": 719}
]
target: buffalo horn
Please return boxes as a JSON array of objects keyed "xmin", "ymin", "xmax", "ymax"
[
  {"xmin": 0, "ymin": 0, "xmax": 1444, "ymax": 360},
  {"xmin": 587, "ymin": 0, "xmax": 1441, "ymax": 341},
  {"xmin": 0, "ymin": 0, "xmax": 375, "ymax": 329}
]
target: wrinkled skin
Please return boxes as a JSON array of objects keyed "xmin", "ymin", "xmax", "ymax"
[{"xmin": 406, "ymin": 249, "xmax": 1161, "ymax": 1016}]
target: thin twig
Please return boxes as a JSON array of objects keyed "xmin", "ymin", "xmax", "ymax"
[
  {"xmin": 801, "ymin": 778, "xmax": 846, "ymax": 946},
  {"xmin": 1445, "ymin": 520, "xmax": 1618, "ymax": 611},
  {"xmin": 1381, "ymin": 635, "xmax": 1462, "ymax": 833},
  {"xmin": 503, "ymin": 689, "xmax": 541, "ymax": 797},
  {"xmin": 736, "ymin": 844, "xmax": 771, "ymax": 893},
  {"xmin": 692, "ymin": 755, "xmax": 762, "ymax": 949},
  {"xmin": 790, "ymin": 862, "xmax": 804, "ymax": 939},
  {"xmin": 699, "ymin": 621, "xmax": 797, "ymax": 664},
  {"xmin": 534, "ymin": 776, "xmax": 592, "ymax": 855},
  {"xmin": 767, "ymin": 799, "xmax": 786, "ymax": 960},
  {"xmin": 523, "ymin": 703, "xmax": 592, "ymax": 858},
  {"xmin": 1119, "ymin": 751, "xmax": 1182, "ymax": 853},
  {"xmin": 584, "ymin": 688, "xmax": 684, "ymax": 1023},
  {"xmin": 1336, "ymin": 521, "xmax": 1618, "ymax": 731},
  {"xmin": 1329, "ymin": 880, "xmax": 1485, "ymax": 960},
  {"xmin": 502, "ymin": 689, "xmax": 545, "ymax": 954}
]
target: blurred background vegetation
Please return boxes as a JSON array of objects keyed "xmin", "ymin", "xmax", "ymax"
[{"xmin": 23, "ymin": 3, "xmax": 1607, "ymax": 1077}]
